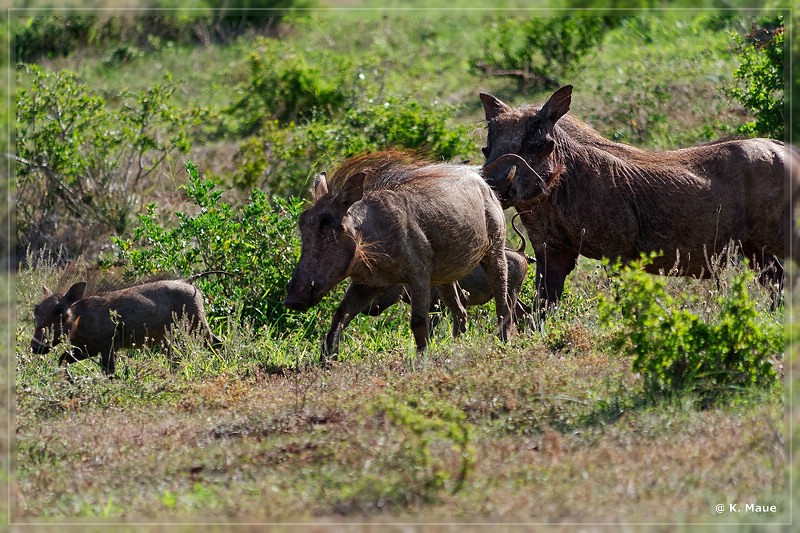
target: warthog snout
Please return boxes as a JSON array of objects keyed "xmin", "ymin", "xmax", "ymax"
[
  {"xmin": 30, "ymin": 336, "xmax": 51, "ymax": 354},
  {"xmin": 281, "ymin": 296, "xmax": 309, "ymax": 312},
  {"xmin": 482, "ymin": 153, "xmax": 547, "ymax": 204},
  {"xmin": 283, "ymin": 278, "xmax": 322, "ymax": 312}
]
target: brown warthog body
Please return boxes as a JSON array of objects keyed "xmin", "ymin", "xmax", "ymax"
[
  {"xmin": 283, "ymin": 151, "xmax": 512, "ymax": 359},
  {"xmin": 31, "ymin": 274, "xmax": 224, "ymax": 375},
  {"xmin": 480, "ymin": 85, "xmax": 797, "ymax": 308},
  {"xmin": 361, "ymin": 245, "xmax": 532, "ymax": 326}
]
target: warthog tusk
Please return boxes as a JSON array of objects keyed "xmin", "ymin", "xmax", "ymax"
[
  {"xmin": 505, "ymin": 165, "xmax": 517, "ymax": 184},
  {"xmin": 483, "ymin": 153, "xmax": 548, "ymax": 187}
]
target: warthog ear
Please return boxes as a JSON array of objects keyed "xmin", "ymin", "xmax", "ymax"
[
  {"xmin": 62, "ymin": 282, "xmax": 87, "ymax": 306},
  {"xmin": 42, "ymin": 285, "xmax": 52, "ymax": 297},
  {"xmin": 480, "ymin": 93, "xmax": 512, "ymax": 121},
  {"xmin": 313, "ymin": 172, "xmax": 329, "ymax": 201},
  {"xmin": 338, "ymin": 172, "xmax": 366, "ymax": 208},
  {"xmin": 539, "ymin": 85, "xmax": 572, "ymax": 131}
]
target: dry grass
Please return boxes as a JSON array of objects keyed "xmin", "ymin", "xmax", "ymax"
[{"xmin": 12, "ymin": 315, "xmax": 787, "ymax": 524}]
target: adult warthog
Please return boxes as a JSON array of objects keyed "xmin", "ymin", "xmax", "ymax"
[
  {"xmin": 283, "ymin": 151, "xmax": 512, "ymax": 360},
  {"xmin": 480, "ymin": 85, "xmax": 798, "ymax": 309},
  {"xmin": 31, "ymin": 271, "xmax": 231, "ymax": 375}
]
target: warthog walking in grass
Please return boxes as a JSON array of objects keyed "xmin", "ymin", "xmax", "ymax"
[
  {"xmin": 480, "ymin": 85, "xmax": 798, "ymax": 310},
  {"xmin": 31, "ymin": 272, "xmax": 230, "ymax": 375},
  {"xmin": 283, "ymin": 151, "xmax": 513, "ymax": 360}
]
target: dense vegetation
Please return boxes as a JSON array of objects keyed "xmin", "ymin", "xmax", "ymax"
[{"xmin": 10, "ymin": 3, "xmax": 793, "ymax": 525}]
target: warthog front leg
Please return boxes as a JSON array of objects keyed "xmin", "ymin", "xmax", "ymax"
[
  {"xmin": 58, "ymin": 346, "xmax": 117, "ymax": 378},
  {"xmin": 408, "ymin": 279, "xmax": 433, "ymax": 353},
  {"xmin": 323, "ymin": 283, "xmax": 383, "ymax": 362},
  {"xmin": 533, "ymin": 244, "xmax": 578, "ymax": 317}
]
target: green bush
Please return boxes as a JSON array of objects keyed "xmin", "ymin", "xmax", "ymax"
[
  {"xmin": 114, "ymin": 160, "xmax": 315, "ymax": 335},
  {"xmin": 724, "ymin": 16, "xmax": 784, "ymax": 139},
  {"xmin": 229, "ymin": 95, "xmax": 475, "ymax": 196},
  {"xmin": 224, "ymin": 40, "xmax": 354, "ymax": 134},
  {"xmin": 14, "ymin": 16, "xmax": 94, "ymax": 63},
  {"xmin": 15, "ymin": 64, "xmax": 199, "ymax": 261},
  {"xmin": 598, "ymin": 254, "xmax": 782, "ymax": 406},
  {"xmin": 471, "ymin": 16, "xmax": 612, "ymax": 90}
]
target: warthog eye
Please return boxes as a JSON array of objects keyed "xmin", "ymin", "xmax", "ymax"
[
  {"xmin": 318, "ymin": 213, "xmax": 336, "ymax": 231},
  {"xmin": 524, "ymin": 135, "xmax": 555, "ymax": 156}
]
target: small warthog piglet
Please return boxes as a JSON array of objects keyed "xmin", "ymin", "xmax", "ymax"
[{"xmin": 31, "ymin": 273, "xmax": 228, "ymax": 375}]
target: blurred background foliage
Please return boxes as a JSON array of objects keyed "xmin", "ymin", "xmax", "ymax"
[{"xmin": 6, "ymin": 0, "xmax": 793, "ymax": 278}]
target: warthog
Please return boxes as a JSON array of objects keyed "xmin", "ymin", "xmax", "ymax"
[
  {"xmin": 31, "ymin": 271, "xmax": 230, "ymax": 375},
  {"xmin": 283, "ymin": 151, "xmax": 512, "ymax": 360},
  {"xmin": 361, "ymin": 215, "xmax": 533, "ymax": 326},
  {"xmin": 480, "ymin": 85, "xmax": 799, "ymax": 309}
]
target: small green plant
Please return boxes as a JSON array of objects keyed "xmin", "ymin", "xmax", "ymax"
[
  {"xmin": 598, "ymin": 254, "xmax": 782, "ymax": 406},
  {"xmin": 724, "ymin": 16, "xmax": 784, "ymax": 139},
  {"xmin": 372, "ymin": 393, "xmax": 475, "ymax": 499}
]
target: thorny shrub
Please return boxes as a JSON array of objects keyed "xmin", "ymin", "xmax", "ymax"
[{"xmin": 15, "ymin": 64, "xmax": 201, "ymax": 262}]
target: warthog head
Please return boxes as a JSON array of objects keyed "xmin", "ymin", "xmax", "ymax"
[
  {"xmin": 283, "ymin": 172, "xmax": 365, "ymax": 312},
  {"xmin": 479, "ymin": 85, "xmax": 572, "ymax": 207},
  {"xmin": 30, "ymin": 282, "xmax": 86, "ymax": 354}
]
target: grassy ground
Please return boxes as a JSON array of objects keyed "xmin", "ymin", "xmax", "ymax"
[{"xmin": 11, "ymin": 257, "xmax": 789, "ymax": 525}]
